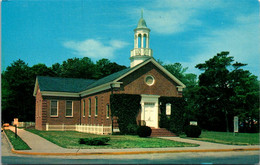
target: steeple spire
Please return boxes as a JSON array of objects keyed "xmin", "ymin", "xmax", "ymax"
[{"xmin": 130, "ymin": 11, "xmax": 153, "ymax": 68}]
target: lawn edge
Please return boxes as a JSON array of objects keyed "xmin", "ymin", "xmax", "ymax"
[
  {"xmin": 11, "ymin": 147, "xmax": 260, "ymax": 156},
  {"xmin": 4, "ymin": 129, "xmax": 31, "ymax": 150},
  {"xmin": 25, "ymin": 129, "xmax": 197, "ymax": 149}
]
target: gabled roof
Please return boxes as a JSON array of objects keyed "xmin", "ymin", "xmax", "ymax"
[
  {"xmin": 34, "ymin": 58, "xmax": 186, "ymax": 97},
  {"xmin": 82, "ymin": 67, "xmax": 132, "ymax": 91},
  {"xmin": 33, "ymin": 76, "xmax": 96, "ymax": 96}
]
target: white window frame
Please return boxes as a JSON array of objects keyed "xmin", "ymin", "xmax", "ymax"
[
  {"xmin": 65, "ymin": 100, "xmax": 73, "ymax": 117},
  {"xmin": 95, "ymin": 97, "xmax": 98, "ymax": 116},
  {"xmin": 83, "ymin": 100, "xmax": 86, "ymax": 117},
  {"xmin": 145, "ymin": 75, "xmax": 155, "ymax": 86},
  {"xmin": 106, "ymin": 104, "xmax": 110, "ymax": 119},
  {"xmin": 88, "ymin": 98, "xmax": 91, "ymax": 117},
  {"xmin": 50, "ymin": 100, "xmax": 59, "ymax": 117}
]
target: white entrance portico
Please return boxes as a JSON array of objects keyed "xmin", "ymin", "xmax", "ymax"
[{"xmin": 141, "ymin": 94, "xmax": 160, "ymax": 128}]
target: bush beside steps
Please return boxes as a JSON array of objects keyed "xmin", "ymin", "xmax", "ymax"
[
  {"xmin": 137, "ymin": 126, "xmax": 152, "ymax": 137},
  {"xmin": 184, "ymin": 125, "xmax": 201, "ymax": 138},
  {"xmin": 79, "ymin": 137, "xmax": 110, "ymax": 145}
]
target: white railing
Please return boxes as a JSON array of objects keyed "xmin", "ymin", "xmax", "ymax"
[
  {"xmin": 46, "ymin": 123, "xmax": 112, "ymax": 135},
  {"xmin": 12, "ymin": 122, "xmax": 35, "ymax": 128},
  {"xmin": 76, "ymin": 124, "xmax": 112, "ymax": 135},
  {"xmin": 130, "ymin": 48, "xmax": 153, "ymax": 57},
  {"xmin": 46, "ymin": 124, "xmax": 76, "ymax": 131}
]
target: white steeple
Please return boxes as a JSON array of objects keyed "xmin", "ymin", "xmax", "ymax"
[{"xmin": 130, "ymin": 10, "xmax": 153, "ymax": 68}]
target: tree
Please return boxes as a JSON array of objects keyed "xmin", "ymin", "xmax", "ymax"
[
  {"xmin": 2, "ymin": 60, "xmax": 32, "ymax": 122},
  {"xmin": 1, "ymin": 57, "xmax": 128, "ymax": 123},
  {"xmin": 59, "ymin": 57, "xmax": 97, "ymax": 79},
  {"xmin": 160, "ymin": 61, "xmax": 198, "ymax": 129},
  {"xmin": 195, "ymin": 51, "xmax": 259, "ymax": 132},
  {"xmin": 95, "ymin": 58, "xmax": 127, "ymax": 79}
]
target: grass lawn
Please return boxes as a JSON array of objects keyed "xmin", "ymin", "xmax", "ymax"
[
  {"xmin": 26, "ymin": 129, "xmax": 198, "ymax": 149},
  {"xmin": 181, "ymin": 131, "xmax": 259, "ymax": 145},
  {"xmin": 4, "ymin": 129, "xmax": 31, "ymax": 150}
]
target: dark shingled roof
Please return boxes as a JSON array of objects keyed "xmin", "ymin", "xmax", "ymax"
[
  {"xmin": 37, "ymin": 76, "xmax": 97, "ymax": 93},
  {"xmin": 37, "ymin": 67, "xmax": 132, "ymax": 93},
  {"xmin": 82, "ymin": 67, "xmax": 132, "ymax": 91},
  {"xmin": 37, "ymin": 58, "xmax": 152, "ymax": 93}
]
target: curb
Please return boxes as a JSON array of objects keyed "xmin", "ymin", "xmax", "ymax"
[
  {"xmin": 2, "ymin": 129, "xmax": 15, "ymax": 150},
  {"xmin": 11, "ymin": 147, "xmax": 259, "ymax": 156}
]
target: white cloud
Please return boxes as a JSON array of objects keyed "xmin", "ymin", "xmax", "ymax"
[
  {"xmin": 63, "ymin": 39, "xmax": 128, "ymax": 59},
  {"xmin": 180, "ymin": 13, "xmax": 260, "ymax": 76},
  {"xmin": 137, "ymin": 0, "xmax": 223, "ymax": 34}
]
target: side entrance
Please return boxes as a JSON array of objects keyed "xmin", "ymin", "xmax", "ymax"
[{"xmin": 140, "ymin": 94, "xmax": 160, "ymax": 128}]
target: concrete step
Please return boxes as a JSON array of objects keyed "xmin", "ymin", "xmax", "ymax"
[{"xmin": 150, "ymin": 128, "xmax": 177, "ymax": 137}]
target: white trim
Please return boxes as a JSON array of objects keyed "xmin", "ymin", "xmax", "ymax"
[
  {"xmin": 50, "ymin": 100, "xmax": 59, "ymax": 117},
  {"xmin": 65, "ymin": 100, "xmax": 73, "ymax": 117},
  {"xmin": 113, "ymin": 58, "xmax": 186, "ymax": 88},
  {"xmin": 145, "ymin": 75, "xmax": 155, "ymax": 86},
  {"xmin": 83, "ymin": 100, "xmax": 86, "ymax": 117},
  {"xmin": 80, "ymin": 82, "xmax": 122, "ymax": 97},
  {"xmin": 88, "ymin": 98, "xmax": 91, "ymax": 117},
  {"xmin": 33, "ymin": 78, "xmax": 39, "ymax": 96},
  {"xmin": 106, "ymin": 104, "xmax": 110, "ymax": 119},
  {"xmin": 140, "ymin": 94, "xmax": 160, "ymax": 128},
  {"xmin": 95, "ymin": 97, "xmax": 98, "ymax": 117},
  {"xmin": 41, "ymin": 91, "xmax": 79, "ymax": 97}
]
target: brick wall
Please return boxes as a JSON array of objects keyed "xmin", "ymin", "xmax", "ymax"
[
  {"xmin": 44, "ymin": 98, "xmax": 81, "ymax": 126},
  {"xmin": 115, "ymin": 62, "xmax": 180, "ymax": 97},
  {"xmin": 80, "ymin": 90, "xmax": 112, "ymax": 127}
]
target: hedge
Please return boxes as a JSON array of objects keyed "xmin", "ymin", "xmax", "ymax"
[
  {"xmin": 110, "ymin": 94, "xmax": 141, "ymax": 134},
  {"xmin": 159, "ymin": 97, "xmax": 187, "ymax": 135}
]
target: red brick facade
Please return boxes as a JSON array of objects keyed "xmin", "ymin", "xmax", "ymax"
[{"xmin": 35, "ymin": 61, "xmax": 183, "ymax": 130}]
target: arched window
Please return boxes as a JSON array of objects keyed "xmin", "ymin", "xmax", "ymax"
[
  {"xmin": 138, "ymin": 34, "xmax": 142, "ymax": 48},
  {"xmin": 143, "ymin": 34, "xmax": 147, "ymax": 48}
]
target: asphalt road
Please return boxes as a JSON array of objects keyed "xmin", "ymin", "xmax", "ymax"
[
  {"xmin": 2, "ymin": 132, "xmax": 259, "ymax": 164},
  {"xmin": 2, "ymin": 152, "xmax": 259, "ymax": 164}
]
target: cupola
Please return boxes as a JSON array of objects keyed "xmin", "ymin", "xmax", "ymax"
[{"xmin": 130, "ymin": 10, "xmax": 153, "ymax": 68}]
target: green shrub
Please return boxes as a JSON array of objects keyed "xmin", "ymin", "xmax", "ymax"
[
  {"xmin": 159, "ymin": 97, "xmax": 187, "ymax": 135},
  {"xmin": 79, "ymin": 138, "xmax": 86, "ymax": 144},
  {"xmin": 110, "ymin": 94, "xmax": 141, "ymax": 134},
  {"xmin": 127, "ymin": 124, "xmax": 138, "ymax": 135},
  {"xmin": 137, "ymin": 126, "xmax": 152, "ymax": 137},
  {"xmin": 79, "ymin": 137, "xmax": 110, "ymax": 145},
  {"xmin": 184, "ymin": 125, "xmax": 201, "ymax": 138}
]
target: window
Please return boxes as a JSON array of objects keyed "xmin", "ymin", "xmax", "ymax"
[
  {"xmin": 106, "ymin": 104, "xmax": 110, "ymax": 118},
  {"xmin": 88, "ymin": 98, "xmax": 91, "ymax": 117},
  {"xmin": 66, "ymin": 101, "xmax": 73, "ymax": 117},
  {"xmin": 95, "ymin": 97, "xmax": 98, "ymax": 116},
  {"xmin": 143, "ymin": 34, "xmax": 147, "ymax": 48},
  {"xmin": 50, "ymin": 100, "xmax": 58, "ymax": 117},
  {"xmin": 145, "ymin": 75, "xmax": 155, "ymax": 86},
  {"xmin": 83, "ymin": 100, "xmax": 85, "ymax": 117},
  {"xmin": 138, "ymin": 34, "xmax": 142, "ymax": 48},
  {"xmin": 166, "ymin": 103, "xmax": 171, "ymax": 115}
]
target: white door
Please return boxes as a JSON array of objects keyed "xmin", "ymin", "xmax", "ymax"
[{"xmin": 144, "ymin": 102, "xmax": 156, "ymax": 127}]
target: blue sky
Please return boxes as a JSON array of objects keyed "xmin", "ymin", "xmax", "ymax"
[{"xmin": 2, "ymin": 0, "xmax": 259, "ymax": 77}]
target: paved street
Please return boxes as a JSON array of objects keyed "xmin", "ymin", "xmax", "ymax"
[{"xmin": 1, "ymin": 130, "xmax": 259, "ymax": 164}]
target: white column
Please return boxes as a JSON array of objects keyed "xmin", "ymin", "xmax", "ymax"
[{"xmin": 146, "ymin": 34, "xmax": 149, "ymax": 48}]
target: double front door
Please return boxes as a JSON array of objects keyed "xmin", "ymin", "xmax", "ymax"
[{"xmin": 144, "ymin": 102, "xmax": 156, "ymax": 127}]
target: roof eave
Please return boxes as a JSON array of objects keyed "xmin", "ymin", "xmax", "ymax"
[
  {"xmin": 33, "ymin": 77, "xmax": 39, "ymax": 97},
  {"xmin": 112, "ymin": 58, "xmax": 186, "ymax": 88}
]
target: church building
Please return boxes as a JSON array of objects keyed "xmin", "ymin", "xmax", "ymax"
[{"xmin": 33, "ymin": 14, "xmax": 186, "ymax": 133}]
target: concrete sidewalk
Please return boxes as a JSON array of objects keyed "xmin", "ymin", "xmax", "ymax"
[{"xmin": 6, "ymin": 126, "xmax": 259, "ymax": 156}]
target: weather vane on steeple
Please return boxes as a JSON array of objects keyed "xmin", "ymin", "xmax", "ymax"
[{"xmin": 141, "ymin": 9, "xmax": 143, "ymax": 18}]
